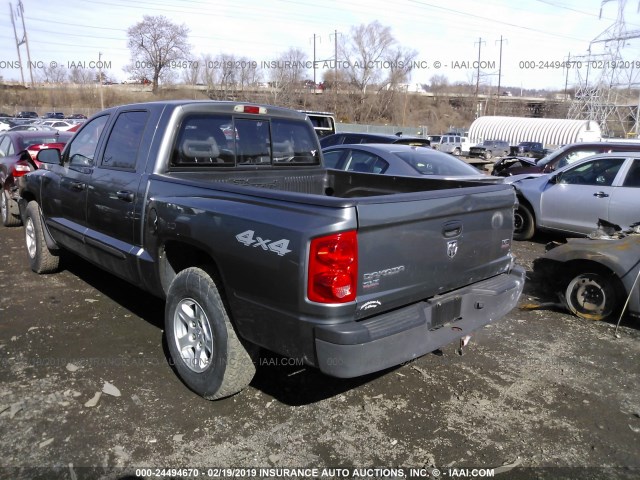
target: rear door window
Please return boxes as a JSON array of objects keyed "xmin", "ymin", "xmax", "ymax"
[{"xmin": 101, "ymin": 111, "xmax": 149, "ymax": 170}]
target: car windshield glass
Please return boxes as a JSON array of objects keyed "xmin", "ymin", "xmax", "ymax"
[{"xmin": 395, "ymin": 150, "xmax": 480, "ymax": 175}]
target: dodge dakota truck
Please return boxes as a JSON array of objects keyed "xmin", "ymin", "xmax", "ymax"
[{"xmin": 20, "ymin": 100, "xmax": 525, "ymax": 399}]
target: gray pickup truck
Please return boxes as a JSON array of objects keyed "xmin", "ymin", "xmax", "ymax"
[{"xmin": 20, "ymin": 100, "xmax": 525, "ymax": 399}]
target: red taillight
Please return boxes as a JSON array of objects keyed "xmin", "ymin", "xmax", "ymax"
[
  {"xmin": 11, "ymin": 161, "xmax": 32, "ymax": 177},
  {"xmin": 308, "ymin": 230, "xmax": 358, "ymax": 303}
]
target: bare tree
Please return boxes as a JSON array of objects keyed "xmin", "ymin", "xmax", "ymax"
[
  {"xmin": 69, "ymin": 67, "xmax": 97, "ymax": 85},
  {"xmin": 181, "ymin": 57, "xmax": 201, "ymax": 86},
  {"xmin": 266, "ymin": 48, "xmax": 309, "ymax": 107},
  {"xmin": 126, "ymin": 15, "xmax": 191, "ymax": 94},
  {"xmin": 38, "ymin": 64, "xmax": 67, "ymax": 84},
  {"xmin": 339, "ymin": 21, "xmax": 417, "ymax": 122}
]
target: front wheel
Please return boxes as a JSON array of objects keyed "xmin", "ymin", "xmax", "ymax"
[
  {"xmin": 165, "ymin": 267, "xmax": 256, "ymax": 400},
  {"xmin": 484, "ymin": 150, "xmax": 493, "ymax": 160},
  {"xmin": 565, "ymin": 272, "xmax": 619, "ymax": 321},
  {"xmin": 24, "ymin": 201, "xmax": 59, "ymax": 273},
  {"xmin": 1, "ymin": 189, "xmax": 21, "ymax": 227},
  {"xmin": 513, "ymin": 204, "xmax": 535, "ymax": 240},
  {"xmin": 453, "ymin": 148, "xmax": 461, "ymax": 156}
]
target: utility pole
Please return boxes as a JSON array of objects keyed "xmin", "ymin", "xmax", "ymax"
[
  {"xmin": 10, "ymin": 1, "xmax": 33, "ymax": 86},
  {"xmin": 18, "ymin": 1, "xmax": 33, "ymax": 85},
  {"xmin": 310, "ymin": 34, "xmax": 319, "ymax": 87},
  {"xmin": 10, "ymin": 2, "xmax": 25, "ymax": 85},
  {"xmin": 98, "ymin": 52, "xmax": 104, "ymax": 110},
  {"xmin": 330, "ymin": 29, "xmax": 342, "ymax": 115},
  {"xmin": 494, "ymin": 36, "xmax": 507, "ymax": 115},
  {"xmin": 474, "ymin": 37, "xmax": 485, "ymax": 117}
]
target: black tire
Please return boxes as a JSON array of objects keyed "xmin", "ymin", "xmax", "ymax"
[
  {"xmin": 24, "ymin": 201, "xmax": 59, "ymax": 273},
  {"xmin": 484, "ymin": 150, "xmax": 493, "ymax": 160},
  {"xmin": 565, "ymin": 272, "xmax": 620, "ymax": 321},
  {"xmin": 513, "ymin": 204, "xmax": 535, "ymax": 241},
  {"xmin": 1, "ymin": 189, "xmax": 21, "ymax": 227},
  {"xmin": 165, "ymin": 267, "xmax": 256, "ymax": 399},
  {"xmin": 453, "ymin": 148, "xmax": 461, "ymax": 156}
]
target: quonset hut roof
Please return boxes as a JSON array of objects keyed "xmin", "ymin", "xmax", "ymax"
[{"xmin": 468, "ymin": 116, "xmax": 602, "ymax": 146}]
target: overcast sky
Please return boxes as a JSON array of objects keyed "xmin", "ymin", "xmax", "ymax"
[{"xmin": 1, "ymin": 0, "xmax": 639, "ymax": 90}]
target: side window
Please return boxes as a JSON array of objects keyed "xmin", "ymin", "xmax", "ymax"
[
  {"xmin": 345, "ymin": 150, "xmax": 388, "ymax": 173},
  {"xmin": 101, "ymin": 111, "xmax": 149, "ymax": 170},
  {"xmin": 623, "ymin": 159, "xmax": 640, "ymax": 187},
  {"xmin": 559, "ymin": 158, "xmax": 625, "ymax": 186},
  {"xmin": 322, "ymin": 150, "xmax": 344, "ymax": 169},
  {"xmin": 66, "ymin": 115, "xmax": 109, "ymax": 167},
  {"xmin": 172, "ymin": 115, "xmax": 235, "ymax": 167}
]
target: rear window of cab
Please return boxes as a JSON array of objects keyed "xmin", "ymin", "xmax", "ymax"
[{"xmin": 171, "ymin": 115, "xmax": 320, "ymax": 168}]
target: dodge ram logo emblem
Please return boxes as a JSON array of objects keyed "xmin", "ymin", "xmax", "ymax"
[{"xmin": 447, "ymin": 240, "xmax": 458, "ymax": 258}]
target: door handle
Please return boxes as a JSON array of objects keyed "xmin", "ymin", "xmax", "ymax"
[
  {"xmin": 593, "ymin": 191, "xmax": 609, "ymax": 198},
  {"xmin": 116, "ymin": 190, "xmax": 134, "ymax": 202},
  {"xmin": 70, "ymin": 181, "xmax": 85, "ymax": 191},
  {"xmin": 442, "ymin": 221, "xmax": 463, "ymax": 238}
]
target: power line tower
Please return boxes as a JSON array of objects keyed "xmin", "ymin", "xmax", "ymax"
[
  {"xmin": 9, "ymin": 0, "xmax": 34, "ymax": 85},
  {"xmin": 568, "ymin": 0, "xmax": 640, "ymax": 137}
]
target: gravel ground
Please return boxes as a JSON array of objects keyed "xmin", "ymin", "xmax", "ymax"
[{"xmin": 0, "ymin": 223, "xmax": 639, "ymax": 480}]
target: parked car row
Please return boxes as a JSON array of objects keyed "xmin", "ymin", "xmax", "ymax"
[{"xmin": 8, "ymin": 111, "xmax": 88, "ymax": 120}]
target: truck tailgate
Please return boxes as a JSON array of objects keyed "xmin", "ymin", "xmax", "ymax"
[{"xmin": 354, "ymin": 185, "xmax": 516, "ymax": 318}]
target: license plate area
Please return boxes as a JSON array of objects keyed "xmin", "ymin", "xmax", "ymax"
[{"xmin": 429, "ymin": 296, "xmax": 462, "ymax": 330}]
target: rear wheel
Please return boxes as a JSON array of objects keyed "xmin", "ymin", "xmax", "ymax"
[
  {"xmin": 565, "ymin": 272, "xmax": 619, "ymax": 321},
  {"xmin": 165, "ymin": 267, "xmax": 256, "ymax": 399},
  {"xmin": 1, "ymin": 189, "xmax": 21, "ymax": 227},
  {"xmin": 24, "ymin": 201, "xmax": 59, "ymax": 273},
  {"xmin": 513, "ymin": 204, "xmax": 535, "ymax": 240}
]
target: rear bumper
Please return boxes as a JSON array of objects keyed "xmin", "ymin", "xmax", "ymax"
[{"xmin": 314, "ymin": 265, "xmax": 525, "ymax": 377}]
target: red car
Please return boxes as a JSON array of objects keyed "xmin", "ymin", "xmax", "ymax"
[{"xmin": 0, "ymin": 131, "xmax": 72, "ymax": 226}]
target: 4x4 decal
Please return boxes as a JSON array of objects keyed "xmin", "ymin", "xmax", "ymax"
[{"xmin": 235, "ymin": 230, "xmax": 292, "ymax": 256}]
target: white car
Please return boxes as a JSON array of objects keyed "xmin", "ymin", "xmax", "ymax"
[
  {"xmin": 40, "ymin": 120, "xmax": 76, "ymax": 132},
  {"xmin": 511, "ymin": 152, "xmax": 640, "ymax": 240}
]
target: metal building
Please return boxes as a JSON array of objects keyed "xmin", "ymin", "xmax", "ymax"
[{"xmin": 468, "ymin": 116, "xmax": 602, "ymax": 147}]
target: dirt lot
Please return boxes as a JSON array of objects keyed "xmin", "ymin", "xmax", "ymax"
[{"xmin": 0, "ymin": 223, "xmax": 639, "ymax": 480}]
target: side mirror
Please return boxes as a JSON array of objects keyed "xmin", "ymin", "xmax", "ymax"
[
  {"xmin": 548, "ymin": 173, "xmax": 560, "ymax": 184},
  {"xmin": 37, "ymin": 148, "xmax": 62, "ymax": 165}
]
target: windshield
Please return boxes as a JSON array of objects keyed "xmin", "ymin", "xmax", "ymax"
[
  {"xmin": 395, "ymin": 149, "xmax": 481, "ymax": 176},
  {"xmin": 536, "ymin": 145, "xmax": 599, "ymax": 170}
]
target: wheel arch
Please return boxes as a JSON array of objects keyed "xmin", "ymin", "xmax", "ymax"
[
  {"xmin": 516, "ymin": 194, "xmax": 538, "ymax": 224},
  {"xmin": 158, "ymin": 239, "xmax": 225, "ymax": 298}
]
